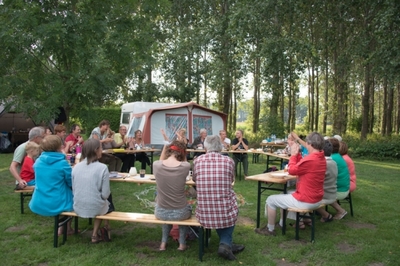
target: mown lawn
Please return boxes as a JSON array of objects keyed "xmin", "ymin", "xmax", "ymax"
[{"xmin": 0, "ymin": 153, "xmax": 399, "ymax": 266}]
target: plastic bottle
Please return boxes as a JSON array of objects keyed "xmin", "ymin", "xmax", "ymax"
[{"xmin": 75, "ymin": 144, "xmax": 81, "ymax": 154}]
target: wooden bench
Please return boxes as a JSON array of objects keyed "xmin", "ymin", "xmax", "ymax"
[
  {"xmin": 287, "ymin": 204, "xmax": 326, "ymax": 243},
  {"xmin": 55, "ymin": 211, "xmax": 210, "ymax": 261},
  {"xmin": 14, "ymin": 188, "xmax": 34, "ymax": 214}
]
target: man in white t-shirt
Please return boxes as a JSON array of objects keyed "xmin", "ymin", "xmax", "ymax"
[{"xmin": 219, "ymin": 130, "xmax": 231, "ymax": 156}]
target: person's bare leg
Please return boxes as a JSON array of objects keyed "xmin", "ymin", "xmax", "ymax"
[
  {"xmin": 92, "ymin": 218, "xmax": 103, "ymax": 243},
  {"xmin": 267, "ymin": 206, "xmax": 276, "ymax": 231},
  {"xmin": 331, "ymin": 202, "xmax": 347, "ymax": 219},
  {"xmin": 317, "ymin": 207, "xmax": 330, "ymax": 218}
]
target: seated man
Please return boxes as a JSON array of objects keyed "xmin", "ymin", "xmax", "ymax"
[
  {"xmin": 255, "ymin": 132, "xmax": 326, "ymax": 236},
  {"xmin": 65, "ymin": 124, "xmax": 84, "ymax": 153},
  {"xmin": 219, "ymin": 129, "xmax": 230, "ymax": 156},
  {"xmin": 231, "ymin": 130, "xmax": 249, "ymax": 177},
  {"xmin": 90, "ymin": 120, "xmax": 122, "ymax": 172},
  {"xmin": 193, "ymin": 135, "xmax": 244, "ymax": 261},
  {"xmin": 9, "ymin": 127, "xmax": 45, "ymax": 189}
]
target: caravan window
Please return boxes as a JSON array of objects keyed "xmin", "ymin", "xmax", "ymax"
[
  {"xmin": 127, "ymin": 116, "xmax": 143, "ymax": 137},
  {"xmin": 121, "ymin": 113, "xmax": 130, "ymax": 125},
  {"xmin": 193, "ymin": 115, "xmax": 212, "ymax": 138},
  {"xmin": 165, "ymin": 115, "xmax": 188, "ymax": 141}
]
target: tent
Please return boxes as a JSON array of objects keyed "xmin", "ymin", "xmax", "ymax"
[{"xmin": 125, "ymin": 102, "xmax": 227, "ymax": 145}]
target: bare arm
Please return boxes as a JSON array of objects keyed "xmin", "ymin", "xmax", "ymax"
[
  {"xmin": 161, "ymin": 129, "xmax": 169, "ymax": 142},
  {"xmin": 160, "ymin": 144, "xmax": 168, "ymax": 160},
  {"xmin": 9, "ymin": 161, "xmax": 25, "ymax": 185},
  {"xmin": 290, "ymin": 132, "xmax": 306, "ymax": 147}
]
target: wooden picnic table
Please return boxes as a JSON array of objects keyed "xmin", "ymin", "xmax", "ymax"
[{"xmin": 245, "ymin": 170, "xmax": 297, "ymax": 234}]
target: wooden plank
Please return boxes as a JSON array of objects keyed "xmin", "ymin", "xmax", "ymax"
[
  {"xmin": 60, "ymin": 211, "xmax": 201, "ymax": 226},
  {"xmin": 14, "ymin": 189, "xmax": 34, "ymax": 193}
]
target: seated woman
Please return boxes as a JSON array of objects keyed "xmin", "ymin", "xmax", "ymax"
[
  {"xmin": 153, "ymin": 140, "xmax": 191, "ymax": 251},
  {"xmin": 339, "ymin": 141, "xmax": 357, "ymax": 192},
  {"xmin": 133, "ymin": 130, "xmax": 150, "ymax": 170},
  {"xmin": 72, "ymin": 138, "xmax": 112, "ymax": 243},
  {"xmin": 316, "ymin": 140, "xmax": 338, "ymax": 222},
  {"xmin": 113, "ymin": 125, "xmax": 136, "ymax": 173},
  {"xmin": 328, "ymin": 138, "xmax": 350, "ymax": 220},
  {"xmin": 29, "ymin": 135, "xmax": 74, "ymax": 234}
]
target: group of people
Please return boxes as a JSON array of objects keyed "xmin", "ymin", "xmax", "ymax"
[
  {"xmin": 255, "ymin": 131, "xmax": 356, "ymax": 236},
  {"xmin": 10, "ymin": 121, "xmax": 152, "ymax": 190},
  {"xmin": 8, "ymin": 124, "xmax": 356, "ymax": 261}
]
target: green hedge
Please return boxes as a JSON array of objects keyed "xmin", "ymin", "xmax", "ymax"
[
  {"xmin": 79, "ymin": 107, "xmax": 121, "ymax": 136},
  {"xmin": 345, "ymin": 134, "xmax": 400, "ymax": 160}
]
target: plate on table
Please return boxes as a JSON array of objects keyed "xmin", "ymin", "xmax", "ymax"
[
  {"xmin": 109, "ymin": 172, "xmax": 124, "ymax": 179},
  {"xmin": 270, "ymin": 172, "xmax": 288, "ymax": 178}
]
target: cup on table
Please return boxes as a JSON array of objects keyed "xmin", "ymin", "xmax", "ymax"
[{"xmin": 139, "ymin": 169, "xmax": 146, "ymax": 178}]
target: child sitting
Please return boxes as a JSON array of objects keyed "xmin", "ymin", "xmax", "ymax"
[{"xmin": 17, "ymin": 142, "xmax": 40, "ymax": 189}]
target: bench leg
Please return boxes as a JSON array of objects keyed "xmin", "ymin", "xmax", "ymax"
[
  {"xmin": 54, "ymin": 215, "xmax": 60, "ymax": 248},
  {"xmin": 295, "ymin": 212, "xmax": 300, "ymax": 240},
  {"xmin": 198, "ymin": 227, "xmax": 204, "ymax": 261},
  {"xmin": 54, "ymin": 215, "xmax": 74, "ymax": 248},
  {"xmin": 310, "ymin": 211, "xmax": 315, "ymax": 243},
  {"xmin": 74, "ymin": 216, "xmax": 79, "ymax": 233}
]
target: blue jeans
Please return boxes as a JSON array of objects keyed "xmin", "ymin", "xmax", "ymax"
[
  {"xmin": 216, "ymin": 225, "xmax": 235, "ymax": 247},
  {"xmin": 155, "ymin": 205, "xmax": 192, "ymax": 245}
]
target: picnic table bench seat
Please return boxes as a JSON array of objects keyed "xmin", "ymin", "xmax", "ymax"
[
  {"xmin": 55, "ymin": 211, "xmax": 210, "ymax": 261},
  {"xmin": 14, "ymin": 188, "xmax": 34, "ymax": 214}
]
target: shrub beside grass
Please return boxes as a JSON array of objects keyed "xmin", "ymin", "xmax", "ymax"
[{"xmin": 1, "ymin": 153, "xmax": 400, "ymax": 265}]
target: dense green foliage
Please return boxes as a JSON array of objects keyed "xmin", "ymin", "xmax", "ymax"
[
  {"xmin": 79, "ymin": 107, "xmax": 121, "ymax": 135},
  {"xmin": 1, "ymin": 0, "xmax": 399, "ymax": 138},
  {"xmin": 345, "ymin": 134, "xmax": 400, "ymax": 159}
]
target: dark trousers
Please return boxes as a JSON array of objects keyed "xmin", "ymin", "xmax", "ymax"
[
  {"xmin": 135, "ymin": 152, "xmax": 150, "ymax": 170},
  {"xmin": 114, "ymin": 153, "xmax": 136, "ymax": 173}
]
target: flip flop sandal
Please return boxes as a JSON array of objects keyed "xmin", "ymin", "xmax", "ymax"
[{"xmin": 320, "ymin": 214, "xmax": 334, "ymax": 223}]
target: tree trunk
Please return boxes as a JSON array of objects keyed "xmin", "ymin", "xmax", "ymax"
[
  {"xmin": 252, "ymin": 55, "xmax": 261, "ymax": 133},
  {"xmin": 361, "ymin": 63, "xmax": 371, "ymax": 139},
  {"xmin": 386, "ymin": 80, "xmax": 394, "ymax": 136}
]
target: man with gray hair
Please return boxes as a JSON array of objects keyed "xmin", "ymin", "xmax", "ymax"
[
  {"xmin": 193, "ymin": 135, "xmax": 244, "ymax": 260},
  {"xmin": 9, "ymin": 126, "xmax": 45, "ymax": 189},
  {"xmin": 191, "ymin": 128, "xmax": 207, "ymax": 158}
]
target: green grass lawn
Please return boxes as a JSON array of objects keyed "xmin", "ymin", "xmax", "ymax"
[{"xmin": 1, "ymin": 153, "xmax": 399, "ymax": 266}]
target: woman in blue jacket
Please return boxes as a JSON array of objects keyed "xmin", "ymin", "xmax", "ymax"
[{"xmin": 29, "ymin": 135, "xmax": 74, "ymax": 233}]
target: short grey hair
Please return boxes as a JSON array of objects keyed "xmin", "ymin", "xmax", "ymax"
[
  {"xmin": 29, "ymin": 127, "xmax": 45, "ymax": 140},
  {"xmin": 204, "ymin": 135, "xmax": 222, "ymax": 152},
  {"xmin": 200, "ymin": 128, "xmax": 207, "ymax": 134},
  {"xmin": 305, "ymin": 132, "xmax": 324, "ymax": 151}
]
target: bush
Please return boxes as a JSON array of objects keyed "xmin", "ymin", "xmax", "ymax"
[
  {"xmin": 79, "ymin": 107, "xmax": 121, "ymax": 136},
  {"xmin": 345, "ymin": 133, "xmax": 400, "ymax": 160}
]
